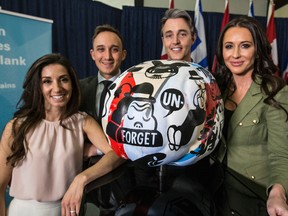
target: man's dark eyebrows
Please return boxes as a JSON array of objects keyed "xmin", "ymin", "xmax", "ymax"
[
  {"xmin": 178, "ymin": 29, "xmax": 189, "ymax": 33},
  {"xmin": 163, "ymin": 29, "xmax": 189, "ymax": 35},
  {"xmin": 95, "ymin": 44, "xmax": 120, "ymax": 49},
  {"xmin": 110, "ymin": 44, "xmax": 120, "ymax": 48},
  {"xmin": 163, "ymin": 30, "xmax": 173, "ymax": 35},
  {"xmin": 95, "ymin": 44, "xmax": 104, "ymax": 48}
]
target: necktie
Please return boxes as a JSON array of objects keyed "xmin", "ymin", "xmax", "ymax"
[{"xmin": 99, "ymin": 80, "xmax": 112, "ymax": 119}]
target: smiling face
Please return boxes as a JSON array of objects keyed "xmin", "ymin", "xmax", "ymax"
[
  {"xmin": 222, "ymin": 27, "xmax": 256, "ymax": 77},
  {"xmin": 90, "ymin": 31, "xmax": 126, "ymax": 79},
  {"xmin": 162, "ymin": 18, "xmax": 195, "ymax": 62},
  {"xmin": 41, "ymin": 64, "xmax": 72, "ymax": 111}
]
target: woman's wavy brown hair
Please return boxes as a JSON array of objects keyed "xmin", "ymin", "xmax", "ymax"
[
  {"xmin": 7, "ymin": 53, "xmax": 81, "ymax": 166},
  {"xmin": 215, "ymin": 16, "xmax": 287, "ymax": 118}
]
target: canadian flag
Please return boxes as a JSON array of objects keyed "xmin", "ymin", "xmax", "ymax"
[
  {"xmin": 160, "ymin": 0, "xmax": 174, "ymax": 59},
  {"xmin": 266, "ymin": 0, "xmax": 280, "ymax": 76},
  {"xmin": 283, "ymin": 63, "xmax": 288, "ymax": 83},
  {"xmin": 212, "ymin": 0, "xmax": 230, "ymax": 72}
]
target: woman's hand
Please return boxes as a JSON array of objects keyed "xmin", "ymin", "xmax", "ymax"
[
  {"xmin": 61, "ymin": 174, "xmax": 86, "ymax": 216},
  {"xmin": 267, "ymin": 184, "xmax": 288, "ymax": 216}
]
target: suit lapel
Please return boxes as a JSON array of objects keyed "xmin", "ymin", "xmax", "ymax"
[
  {"xmin": 87, "ymin": 77, "xmax": 98, "ymax": 117},
  {"xmin": 228, "ymin": 81, "xmax": 263, "ymax": 138}
]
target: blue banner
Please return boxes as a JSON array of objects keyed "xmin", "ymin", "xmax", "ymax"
[{"xmin": 0, "ymin": 9, "xmax": 52, "ymax": 133}]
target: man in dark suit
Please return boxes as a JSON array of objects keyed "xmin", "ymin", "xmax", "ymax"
[
  {"xmin": 116, "ymin": 9, "xmax": 222, "ymax": 216},
  {"xmin": 79, "ymin": 24, "xmax": 128, "ymax": 213},
  {"xmin": 80, "ymin": 24, "xmax": 126, "ymax": 124}
]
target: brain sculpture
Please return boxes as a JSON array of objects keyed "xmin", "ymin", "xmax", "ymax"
[{"xmin": 101, "ymin": 60, "xmax": 224, "ymax": 166}]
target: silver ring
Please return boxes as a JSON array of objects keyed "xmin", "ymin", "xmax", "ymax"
[{"xmin": 70, "ymin": 210, "xmax": 76, "ymax": 214}]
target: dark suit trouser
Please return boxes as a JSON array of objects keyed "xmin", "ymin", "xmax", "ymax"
[{"xmin": 215, "ymin": 172, "xmax": 268, "ymax": 216}]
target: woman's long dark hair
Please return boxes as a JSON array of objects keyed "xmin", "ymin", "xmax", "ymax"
[
  {"xmin": 215, "ymin": 16, "xmax": 287, "ymax": 118},
  {"xmin": 7, "ymin": 53, "xmax": 81, "ymax": 166}
]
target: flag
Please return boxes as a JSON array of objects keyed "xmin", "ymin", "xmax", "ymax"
[
  {"xmin": 266, "ymin": 0, "xmax": 279, "ymax": 76},
  {"xmin": 283, "ymin": 63, "xmax": 288, "ymax": 83},
  {"xmin": 283, "ymin": 54, "xmax": 288, "ymax": 82},
  {"xmin": 248, "ymin": 0, "xmax": 255, "ymax": 17},
  {"xmin": 212, "ymin": 0, "xmax": 230, "ymax": 72},
  {"xmin": 190, "ymin": 0, "xmax": 208, "ymax": 68},
  {"xmin": 169, "ymin": 0, "xmax": 174, "ymax": 9},
  {"xmin": 161, "ymin": 0, "xmax": 174, "ymax": 59}
]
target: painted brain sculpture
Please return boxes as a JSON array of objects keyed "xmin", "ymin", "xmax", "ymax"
[{"xmin": 102, "ymin": 60, "xmax": 224, "ymax": 167}]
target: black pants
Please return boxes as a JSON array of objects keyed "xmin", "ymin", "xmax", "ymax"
[
  {"xmin": 215, "ymin": 171, "xmax": 268, "ymax": 216},
  {"xmin": 132, "ymin": 157, "xmax": 224, "ymax": 216}
]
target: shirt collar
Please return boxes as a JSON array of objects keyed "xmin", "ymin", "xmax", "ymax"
[{"xmin": 97, "ymin": 70, "xmax": 121, "ymax": 84}]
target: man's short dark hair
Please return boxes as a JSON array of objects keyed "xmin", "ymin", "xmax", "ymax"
[{"xmin": 92, "ymin": 24, "xmax": 125, "ymax": 49}]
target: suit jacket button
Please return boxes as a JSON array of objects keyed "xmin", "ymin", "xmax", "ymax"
[
  {"xmin": 251, "ymin": 175, "xmax": 255, "ymax": 179},
  {"xmin": 239, "ymin": 122, "xmax": 243, "ymax": 126},
  {"xmin": 253, "ymin": 119, "xmax": 257, "ymax": 124}
]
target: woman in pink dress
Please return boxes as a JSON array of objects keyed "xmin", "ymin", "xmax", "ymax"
[{"xmin": 0, "ymin": 53, "xmax": 123, "ymax": 216}]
